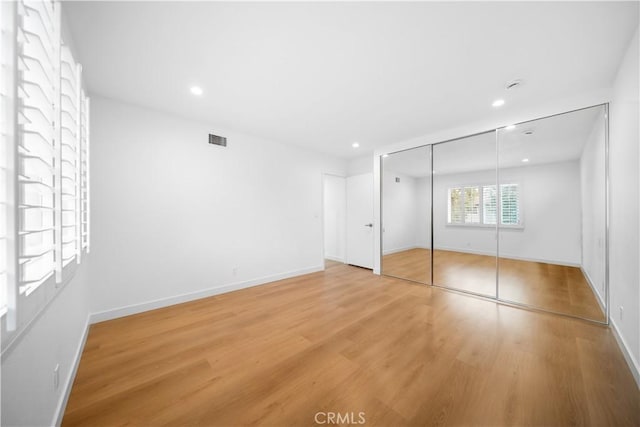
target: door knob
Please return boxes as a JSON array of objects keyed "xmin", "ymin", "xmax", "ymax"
[{"xmin": 364, "ymin": 223, "xmax": 373, "ymax": 227}]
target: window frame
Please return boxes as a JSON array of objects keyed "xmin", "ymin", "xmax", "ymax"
[{"xmin": 446, "ymin": 182, "xmax": 524, "ymax": 229}]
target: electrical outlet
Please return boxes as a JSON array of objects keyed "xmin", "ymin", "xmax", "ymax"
[
  {"xmin": 232, "ymin": 267, "xmax": 238, "ymax": 276},
  {"xmin": 619, "ymin": 306, "xmax": 624, "ymax": 321},
  {"xmin": 53, "ymin": 364, "xmax": 60, "ymax": 390}
]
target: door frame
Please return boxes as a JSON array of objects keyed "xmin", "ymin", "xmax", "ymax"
[{"xmin": 321, "ymin": 173, "xmax": 347, "ymax": 269}]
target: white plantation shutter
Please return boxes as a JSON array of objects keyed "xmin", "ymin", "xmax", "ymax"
[
  {"xmin": 448, "ymin": 186, "xmax": 481, "ymax": 225},
  {"xmin": 482, "ymin": 185, "xmax": 497, "ymax": 225},
  {"xmin": 16, "ymin": 0, "xmax": 58, "ymax": 295},
  {"xmin": 463, "ymin": 186, "xmax": 480, "ymax": 224},
  {"xmin": 448, "ymin": 187, "xmax": 463, "ymax": 224},
  {"xmin": 0, "ymin": 94, "xmax": 7, "ymax": 315},
  {"xmin": 2, "ymin": 0, "xmax": 90, "ymax": 349},
  {"xmin": 0, "ymin": 0, "xmax": 9, "ymax": 317},
  {"xmin": 59, "ymin": 44, "xmax": 80, "ymax": 265},
  {"xmin": 500, "ymin": 184, "xmax": 520, "ymax": 225},
  {"xmin": 80, "ymin": 91, "xmax": 89, "ymax": 252}
]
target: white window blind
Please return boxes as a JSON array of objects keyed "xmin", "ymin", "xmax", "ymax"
[
  {"xmin": 448, "ymin": 183, "xmax": 521, "ymax": 227},
  {"xmin": 16, "ymin": 0, "xmax": 58, "ymax": 296}
]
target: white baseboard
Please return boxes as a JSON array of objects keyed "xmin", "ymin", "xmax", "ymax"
[
  {"xmin": 53, "ymin": 315, "xmax": 90, "ymax": 427},
  {"xmin": 434, "ymin": 245, "xmax": 581, "ymax": 267},
  {"xmin": 324, "ymin": 255, "xmax": 345, "ymax": 263},
  {"xmin": 89, "ymin": 265, "xmax": 323, "ymax": 324},
  {"xmin": 382, "ymin": 245, "xmax": 429, "ymax": 256},
  {"xmin": 610, "ymin": 317, "xmax": 640, "ymax": 389}
]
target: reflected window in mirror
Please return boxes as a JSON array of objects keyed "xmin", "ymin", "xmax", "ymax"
[{"xmin": 447, "ymin": 183, "xmax": 521, "ymax": 227}]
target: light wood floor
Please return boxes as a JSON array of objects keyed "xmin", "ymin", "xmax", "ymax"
[
  {"xmin": 63, "ymin": 261, "xmax": 638, "ymax": 426},
  {"xmin": 383, "ymin": 248, "xmax": 605, "ymax": 321}
]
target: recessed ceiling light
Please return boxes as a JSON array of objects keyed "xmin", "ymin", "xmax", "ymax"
[
  {"xmin": 352, "ymin": 142, "xmax": 360, "ymax": 148},
  {"xmin": 522, "ymin": 158, "xmax": 530, "ymax": 163},
  {"xmin": 523, "ymin": 129, "xmax": 534, "ymax": 136},
  {"xmin": 382, "ymin": 154, "xmax": 389, "ymax": 158},
  {"xmin": 190, "ymin": 86, "xmax": 203, "ymax": 96},
  {"xmin": 492, "ymin": 99, "xmax": 505, "ymax": 107},
  {"xmin": 505, "ymin": 125, "xmax": 516, "ymax": 130}
]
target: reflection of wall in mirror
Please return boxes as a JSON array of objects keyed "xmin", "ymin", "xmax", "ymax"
[
  {"xmin": 382, "ymin": 172, "xmax": 430, "ymax": 254},
  {"xmin": 433, "ymin": 161, "xmax": 582, "ymax": 266},
  {"xmin": 580, "ymin": 116, "xmax": 606, "ymax": 305}
]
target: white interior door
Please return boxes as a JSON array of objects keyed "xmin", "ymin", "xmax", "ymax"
[{"xmin": 347, "ymin": 173, "xmax": 374, "ymax": 269}]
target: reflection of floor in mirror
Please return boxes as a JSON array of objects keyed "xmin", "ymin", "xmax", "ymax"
[{"xmin": 382, "ymin": 248, "xmax": 605, "ymax": 321}]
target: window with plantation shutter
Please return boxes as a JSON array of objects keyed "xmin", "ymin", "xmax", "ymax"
[
  {"xmin": 16, "ymin": 0, "xmax": 58, "ymax": 295},
  {"xmin": 448, "ymin": 183, "xmax": 521, "ymax": 227},
  {"xmin": 447, "ymin": 186, "xmax": 481, "ymax": 225},
  {"xmin": 1, "ymin": 0, "xmax": 90, "ymax": 349}
]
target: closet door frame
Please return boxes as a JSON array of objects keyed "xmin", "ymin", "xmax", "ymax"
[{"xmin": 378, "ymin": 103, "xmax": 610, "ymax": 326}]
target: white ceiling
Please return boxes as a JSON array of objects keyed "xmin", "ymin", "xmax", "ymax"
[
  {"xmin": 383, "ymin": 105, "xmax": 605, "ymax": 177},
  {"xmin": 63, "ymin": 1, "xmax": 638, "ymax": 159}
]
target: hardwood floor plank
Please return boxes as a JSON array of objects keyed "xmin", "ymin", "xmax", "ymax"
[
  {"xmin": 382, "ymin": 248, "xmax": 605, "ymax": 320},
  {"xmin": 63, "ymin": 262, "xmax": 638, "ymax": 426}
]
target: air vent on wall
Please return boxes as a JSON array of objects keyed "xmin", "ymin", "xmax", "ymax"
[
  {"xmin": 505, "ymin": 79, "xmax": 524, "ymax": 90},
  {"xmin": 209, "ymin": 134, "xmax": 227, "ymax": 146}
]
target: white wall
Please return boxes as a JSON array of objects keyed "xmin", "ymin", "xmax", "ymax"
[
  {"xmin": 323, "ymin": 175, "xmax": 346, "ymax": 262},
  {"xmin": 382, "ymin": 172, "xmax": 418, "ymax": 254},
  {"xmin": 415, "ymin": 176, "xmax": 431, "ymax": 248},
  {"xmin": 433, "ymin": 161, "xmax": 582, "ymax": 265},
  {"xmin": 1, "ymin": 264, "xmax": 90, "ymax": 427},
  {"xmin": 609, "ymin": 27, "xmax": 639, "ymax": 383},
  {"xmin": 381, "ymin": 173, "xmax": 430, "ymax": 254},
  {"xmin": 347, "ymin": 155, "xmax": 374, "ymax": 176},
  {"xmin": 89, "ymin": 96, "xmax": 346, "ymax": 318},
  {"xmin": 580, "ymin": 117, "xmax": 606, "ymax": 303}
]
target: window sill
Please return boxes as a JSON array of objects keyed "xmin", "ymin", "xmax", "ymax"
[{"xmin": 446, "ymin": 223, "xmax": 524, "ymax": 230}]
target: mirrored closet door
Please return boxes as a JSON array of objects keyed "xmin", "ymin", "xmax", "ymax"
[
  {"xmin": 432, "ymin": 132, "xmax": 497, "ymax": 298},
  {"xmin": 379, "ymin": 104, "xmax": 608, "ymax": 323},
  {"xmin": 496, "ymin": 105, "xmax": 607, "ymax": 322},
  {"xmin": 381, "ymin": 145, "xmax": 432, "ymax": 284}
]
